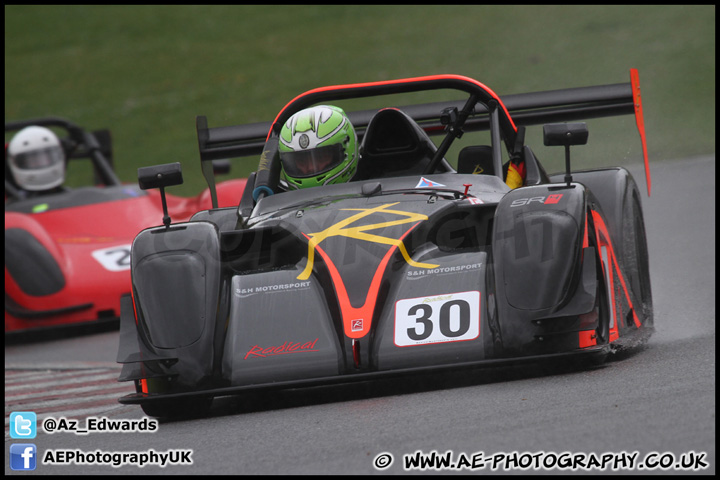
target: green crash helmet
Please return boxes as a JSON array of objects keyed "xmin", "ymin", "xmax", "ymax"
[{"xmin": 278, "ymin": 105, "xmax": 358, "ymax": 189}]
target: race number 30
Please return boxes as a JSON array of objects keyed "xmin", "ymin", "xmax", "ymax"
[{"xmin": 394, "ymin": 291, "xmax": 480, "ymax": 347}]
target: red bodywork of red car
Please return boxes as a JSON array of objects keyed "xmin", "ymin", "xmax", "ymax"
[{"xmin": 5, "ymin": 179, "xmax": 245, "ymax": 334}]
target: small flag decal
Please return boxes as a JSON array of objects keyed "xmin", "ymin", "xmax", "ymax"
[{"xmin": 415, "ymin": 177, "xmax": 445, "ymax": 188}]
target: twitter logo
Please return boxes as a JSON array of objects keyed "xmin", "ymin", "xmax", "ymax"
[{"xmin": 10, "ymin": 412, "xmax": 37, "ymax": 439}]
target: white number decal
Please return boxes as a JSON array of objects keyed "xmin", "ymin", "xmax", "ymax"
[
  {"xmin": 91, "ymin": 244, "xmax": 132, "ymax": 272},
  {"xmin": 394, "ymin": 291, "xmax": 480, "ymax": 346}
]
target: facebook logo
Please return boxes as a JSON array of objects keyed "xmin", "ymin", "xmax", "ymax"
[
  {"xmin": 10, "ymin": 444, "xmax": 37, "ymax": 471},
  {"xmin": 10, "ymin": 411, "xmax": 37, "ymax": 439}
]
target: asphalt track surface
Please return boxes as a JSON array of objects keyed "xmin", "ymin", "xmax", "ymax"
[{"xmin": 5, "ymin": 156, "xmax": 715, "ymax": 475}]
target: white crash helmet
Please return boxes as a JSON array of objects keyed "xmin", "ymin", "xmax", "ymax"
[{"xmin": 8, "ymin": 126, "xmax": 66, "ymax": 191}]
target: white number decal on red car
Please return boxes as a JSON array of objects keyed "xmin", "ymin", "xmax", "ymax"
[{"xmin": 91, "ymin": 244, "xmax": 132, "ymax": 272}]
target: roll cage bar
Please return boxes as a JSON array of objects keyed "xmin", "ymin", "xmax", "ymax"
[
  {"xmin": 253, "ymin": 75, "xmax": 518, "ymax": 201},
  {"xmin": 196, "ymin": 70, "xmax": 650, "ymax": 206}
]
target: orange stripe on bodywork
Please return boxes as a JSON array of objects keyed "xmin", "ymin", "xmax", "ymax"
[
  {"xmin": 591, "ymin": 210, "xmax": 641, "ymax": 340},
  {"xmin": 130, "ymin": 288, "xmax": 138, "ymax": 326},
  {"xmin": 578, "ymin": 330, "xmax": 597, "ymax": 348},
  {"xmin": 310, "ymin": 222, "xmax": 422, "ymax": 339}
]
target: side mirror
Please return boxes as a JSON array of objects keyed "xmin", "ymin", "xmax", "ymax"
[
  {"xmin": 138, "ymin": 162, "xmax": 183, "ymax": 227},
  {"xmin": 543, "ymin": 122, "xmax": 589, "ymax": 147},
  {"xmin": 543, "ymin": 123, "xmax": 588, "ymax": 187},
  {"xmin": 138, "ymin": 162, "xmax": 183, "ymax": 190}
]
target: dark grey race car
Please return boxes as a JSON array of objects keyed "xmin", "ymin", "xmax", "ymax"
[{"xmin": 117, "ymin": 71, "xmax": 653, "ymax": 418}]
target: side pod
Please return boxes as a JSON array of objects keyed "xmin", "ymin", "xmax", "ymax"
[
  {"xmin": 492, "ymin": 184, "xmax": 597, "ymax": 355},
  {"xmin": 124, "ymin": 221, "xmax": 222, "ymax": 390}
]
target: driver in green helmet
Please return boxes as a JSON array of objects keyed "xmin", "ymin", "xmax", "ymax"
[{"xmin": 278, "ymin": 105, "xmax": 358, "ymax": 190}]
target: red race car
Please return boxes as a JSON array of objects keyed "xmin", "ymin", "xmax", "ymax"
[{"xmin": 5, "ymin": 117, "xmax": 246, "ymax": 338}]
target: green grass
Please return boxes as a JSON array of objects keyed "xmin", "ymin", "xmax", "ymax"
[{"xmin": 5, "ymin": 5, "xmax": 715, "ymax": 196}]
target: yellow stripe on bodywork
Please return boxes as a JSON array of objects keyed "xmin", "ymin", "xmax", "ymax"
[{"xmin": 298, "ymin": 203, "xmax": 438, "ymax": 280}]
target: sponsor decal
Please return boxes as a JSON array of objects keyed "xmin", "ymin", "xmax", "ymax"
[
  {"xmin": 258, "ymin": 148, "xmax": 272, "ymax": 170},
  {"xmin": 299, "ymin": 133, "xmax": 310, "ymax": 149},
  {"xmin": 415, "ymin": 177, "xmax": 446, "ymax": 188},
  {"xmin": 467, "ymin": 197, "xmax": 483, "ymax": 205},
  {"xmin": 406, "ymin": 262, "xmax": 483, "ymax": 280},
  {"xmin": 235, "ymin": 281, "xmax": 311, "ymax": 298},
  {"xmin": 510, "ymin": 193, "xmax": 564, "ymax": 207},
  {"xmin": 351, "ymin": 319, "xmax": 363, "ymax": 332},
  {"xmin": 244, "ymin": 338, "xmax": 319, "ymax": 360},
  {"xmin": 395, "ymin": 291, "xmax": 480, "ymax": 347}
]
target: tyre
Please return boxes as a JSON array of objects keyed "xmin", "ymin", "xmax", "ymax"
[
  {"xmin": 140, "ymin": 396, "xmax": 213, "ymax": 419},
  {"xmin": 136, "ymin": 377, "xmax": 213, "ymax": 419},
  {"xmin": 620, "ymin": 189, "xmax": 653, "ymax": 327}
]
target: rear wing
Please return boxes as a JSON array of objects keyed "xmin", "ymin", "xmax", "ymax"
[{"xmin": 196, "ymin": 69, "xmax": 650, "ymax": 202}]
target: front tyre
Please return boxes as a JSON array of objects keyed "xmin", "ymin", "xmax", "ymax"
[
  {"xmin": 140, "ymin": 396, "xmax": 213, "ymax": 419},
  {"xmin": 622, "ymin": 190, "xmax": 653, "ymax": 328},
  {"xmin": 136, "ymin": 377, "xmax": 213, "ymax": 419}
]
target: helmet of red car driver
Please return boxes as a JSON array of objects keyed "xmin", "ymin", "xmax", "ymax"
[
  {"xmin": 278, "ymin": 105, "xmax": 358, "ymax": 190},
  {"xmin": 8, "ymin": 126, "xmax": 66, "ymax": 191}
]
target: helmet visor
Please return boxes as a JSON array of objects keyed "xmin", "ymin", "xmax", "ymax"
[
  {"xmin": 280, "ymin": 143, "xmax": 345, "ymax": 179},
  {"xmin": 11, "ymin": 146, "xmax": 64, "ymax": 170}
]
